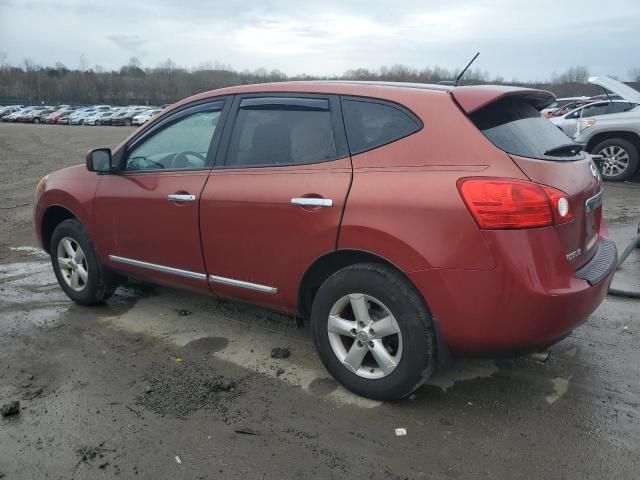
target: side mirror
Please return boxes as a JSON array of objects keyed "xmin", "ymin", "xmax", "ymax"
[{"xmin": 86, "ymin": 148, "xmax": 117, "ymax": 173}]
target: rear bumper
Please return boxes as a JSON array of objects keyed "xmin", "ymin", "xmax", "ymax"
[{"xmin": 409, "ymin": 229, "xmax": 617, "ymax": 354}]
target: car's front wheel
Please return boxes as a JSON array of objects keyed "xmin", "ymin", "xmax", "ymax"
[
  {"xmin": 311, "ymin": 263, "xmax": 436, "ymax": 401},
  {"xmin": 50, "ymin": 219, "xmax": 116, "ymax": 305},
  {"xmin": 593, "ymin": 139, "xmax": 639, "ymax": 181}
]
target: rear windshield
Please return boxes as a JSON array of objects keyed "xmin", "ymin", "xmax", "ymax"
[{"xmin": 470, "ymin": 97, "xmax": 584, "ymax": 161}]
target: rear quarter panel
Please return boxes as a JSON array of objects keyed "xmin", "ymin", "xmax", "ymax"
[{"xmin": 339, "ymin": 92, "xmax": 527, "ymax": 272}]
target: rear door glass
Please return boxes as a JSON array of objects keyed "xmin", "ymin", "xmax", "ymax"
[
  {"xmin": 342, "ymin": 99, "xmax": 421, "ymax": 154},
  {"xmin": 224, "ymin": 98, "xmax": 338, "ymax": 167},
  {"xmin": 470, "ymin": 97, "xmax": 584, "ymax": 161}
]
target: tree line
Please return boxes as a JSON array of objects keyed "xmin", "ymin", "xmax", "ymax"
[{"xmin": 0, "ymin": 55, "xmax": 639, "ymax": 106}]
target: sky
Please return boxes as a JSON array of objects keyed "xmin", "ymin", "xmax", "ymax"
[{"xmin": 1, "ymin": 0, "xmax": 639, "ymax": 81}]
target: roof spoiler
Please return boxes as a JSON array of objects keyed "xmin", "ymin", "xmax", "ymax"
[{"xmin": 451, "ymin": 85, "xmax": 555, "ymax": 114}]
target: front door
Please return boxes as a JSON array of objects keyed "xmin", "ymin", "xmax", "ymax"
[
  {"xmin": 200, "ymin": 95, "xmax": 352, "ymax": 310},
  {"xmin": 94, "ymin": 100, "xmax": 228, "ymax": 290}
]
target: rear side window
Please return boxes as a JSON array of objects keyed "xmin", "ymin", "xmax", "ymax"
[
  {"xmin": 611, "ymin": 102, "xmax": 636, "ymax": 113},
  {"xmin": 225, "ymin": 98, "xmax": 338, "ymax": 167},
  {"xmin": 470, "ymin": 97, "xmax": 584, "ymax": 161},
  {"xmin": 342, "ymin": 99, "xmax": 421, "ymax": 154}
]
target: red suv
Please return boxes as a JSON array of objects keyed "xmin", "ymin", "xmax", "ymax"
[{"xmin": 34, "ymin": 82, "xmax": 617, "ymax": 400}]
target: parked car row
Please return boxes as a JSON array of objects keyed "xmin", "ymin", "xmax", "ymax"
[
  {"xmin": 0, "ymin": 104, "xmax": 166, "ymax": 126},
  {"xmin": 542, "ymin": 77, "xmax": 640, "ymax": 181}
]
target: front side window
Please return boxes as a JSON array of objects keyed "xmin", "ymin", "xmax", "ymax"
[
  {"xmin": 126, "ymin": 109, "xmax": 221, "ymax": 171},
  {"xmin": 224, "ymin": 99, "xmax": 337, "ymax": 167},
  {"xmin": 342, "ymin": 99, "xmax": 421, "ymax": 155}
]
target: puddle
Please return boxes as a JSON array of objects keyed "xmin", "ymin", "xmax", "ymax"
[
  {"xmin": 0, "ymin": 256, "xmax": 69, "ymax": 331},
  {"xmin": 1, "ymin": 306, "xmax": 68, "ymax": 330},
  {"xmin": 427, "ymin": 359, "xmax": 499, "ymax": 391},
  {"xmin": 9, "ymin": 246, "xmax": 49, "ymax": 258},
  {"xmin": 183, "ymin": 336, "xmax": 229, "ymax": 354},
  {"xmin": 307, "ymin": 377, "xmax": 339, "ymax": 396}
]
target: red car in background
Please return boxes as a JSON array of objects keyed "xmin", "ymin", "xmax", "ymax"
[
  {"xmin": 546, "ymin": 99, "xmax": 593, "ymax": 118},
  {"xmin": 33, "ymin": 81, "xmax": 617, "ymax": 400},
  {"xmin": 44, "ymin": 108, "xmax": 75, "ymax": 124}
]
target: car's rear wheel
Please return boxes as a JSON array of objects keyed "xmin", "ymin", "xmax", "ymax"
[
  {"xmin": 593, "ymin": 139, "xmax": 639, "ymax": 181},
  {"xmin": 34, "ymin": 118, "xmax": 40, "ymax": 124},
  {"xmin": 50, "ymin": 219, "xmax": 116, "ymax": 305},
  {"xmin": 311, "ymin": 263, "xmax": 436, "ymax": 401}
]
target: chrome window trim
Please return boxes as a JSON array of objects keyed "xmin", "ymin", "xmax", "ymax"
[
  {"xmin": 109, "ymin": 255, "xmax": 207, "ymax": 281},
  {"xmin": 209, "ymin": 275, "xmax": 278, "ymax": 294},
  {"xmin": 585, "ymin": 188, "xmax": 604, "ymax": 213}
]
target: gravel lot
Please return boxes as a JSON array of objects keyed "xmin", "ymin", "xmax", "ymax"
[{"xmin": 1, "ymin": 123, "xmax": 639, "ymax": 479}]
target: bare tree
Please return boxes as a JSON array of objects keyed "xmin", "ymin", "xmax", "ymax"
[
  {"xmin": 0, "ymin": 51, "xmax": 8, "ymax": 70},
  {"xmin": 79, "ymin": 54, "xmax": 89, "ymax": 72},
  {"xmin": 1, "ymin": 59, "xmax": 632, "ymax": 107}
]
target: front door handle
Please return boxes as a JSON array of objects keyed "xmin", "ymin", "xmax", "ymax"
[
  {"xmin": 167, "ymin": 194, "xmax": 196, "ymax": 202},
  {"xmin": 291, "ymin": 197, "xmax": 333, "ymax": 207}
]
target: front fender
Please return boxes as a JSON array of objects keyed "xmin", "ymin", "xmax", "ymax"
[{"xmin": 34, "ymin": 165, "xmax": 101, "ymax": 253}]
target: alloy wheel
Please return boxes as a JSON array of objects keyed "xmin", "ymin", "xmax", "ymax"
[
  {"xmin": 56, "ymin": 237, "xmax": 88, "ymax": 292},
  {"xmin": 599, "ymin": 145, "xmax": 630, "ymax": 177},
  {"xmin": 327, "ymin": 293, "xmax": 403, "ymax": 379}
]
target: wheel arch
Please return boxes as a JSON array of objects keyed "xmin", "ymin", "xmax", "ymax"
[
  {"xmin": 299, "ymin": 248, "xmax": 451, "ymax": 374},
  {"xmin": 586, "ymin": 130, "xmax": 640, "ymax": 153},
  {"xmin": 41, "ymin": 205, "xmax": 78, "ymax": 253},
  {"xmin": 299, "ymin": 249, "xmax": 430, "ymax": 318}
]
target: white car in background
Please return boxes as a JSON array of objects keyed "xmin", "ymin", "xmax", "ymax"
[
  {"xmin": 132, "ymin": 108, "xmax": 161, "ymax": 126},
  {"xmin": 574, "ymin": 76, "xmax": 640, "ymax": 181},
  {"xmin": 84, "ymin": 110, "xmax": 114, "ymax": 126},
  {"xmin": 550, "ymin": 99, "xmax": 638, "ymax": 137},
  {"xmin": 541, "ymin": 96, "xmax": 589, "ymax": 118}
]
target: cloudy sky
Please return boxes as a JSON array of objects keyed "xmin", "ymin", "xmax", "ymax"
[{"xmin": 1, "ymin": 0, "xmax": 639, "ymax": 80}]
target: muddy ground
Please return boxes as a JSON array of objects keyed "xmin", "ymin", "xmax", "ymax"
[{"xmin": 1, "ymin": 123, "xmax": 639, "ymax": 479}]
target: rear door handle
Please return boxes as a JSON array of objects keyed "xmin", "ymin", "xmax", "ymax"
[
  {"xmin": 291, "ymin": 197, "xmax": 333, "ymax": 207},
  {"xmin": 167, "ymin": 194, "xmax": 196, "ymax": 202}
]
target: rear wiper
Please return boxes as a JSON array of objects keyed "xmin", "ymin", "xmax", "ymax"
[{"xmin": 544, "ymin": 143, "xmax": 582, "ymax": 157}]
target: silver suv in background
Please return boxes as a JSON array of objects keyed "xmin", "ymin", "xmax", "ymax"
[
  {"xmin": 574, "ymin": 76, "xmax": 640, "ymax": 181},
  {"xmin": 551, "ymin": 99, "xmax": 637, "ymax": 137}
]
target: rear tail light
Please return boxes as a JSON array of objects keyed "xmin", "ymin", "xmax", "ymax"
[{"xmin": 458, "ymin": 178, "xmax": 573, "ymax": 229}]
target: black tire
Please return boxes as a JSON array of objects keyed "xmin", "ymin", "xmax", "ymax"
[
  {"xmin": 311, "ymin": 263, "xmax": 436, "ymax": 401},
  {"xmin": 50, "ymin": 219, "xmax": 116, "ymax": 305},
  {"xmin": 125, "ymin": 119, "xmax": 132, "ymax": 126},
  {"xmin": 33, "ymin": 118, "xmax": 40, "ymax": 124},
  {"xmin": 592, "ymin": 138, "xmax": 639, "ymax": 181}
]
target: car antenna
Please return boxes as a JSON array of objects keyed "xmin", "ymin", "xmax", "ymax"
[{"xmin": 438, "ymin": 52, "xmax": 480, "ymax": 86}]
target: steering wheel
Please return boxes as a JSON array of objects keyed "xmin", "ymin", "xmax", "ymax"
[
  {"xmin": 128, "ymin": 156, "xmax": 164, "ymax": 170},
  {"xmin": 172, "ymin": 151, "xmax": 206, "ymax": 169}
]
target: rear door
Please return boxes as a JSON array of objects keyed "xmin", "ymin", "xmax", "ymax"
[{"xmin": 200, "ymin": 94, "xmax": 351, "ymax": 311}]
